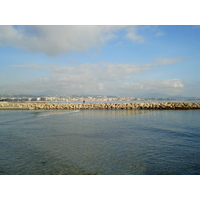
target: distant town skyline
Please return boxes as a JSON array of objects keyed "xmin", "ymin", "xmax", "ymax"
[{"xmin": 1, "ymin": 25, "xmax": 200, "ymax": 97}]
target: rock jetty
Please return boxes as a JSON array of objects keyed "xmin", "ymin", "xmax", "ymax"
[{"xmin": 0, "ymin": 102, "xmax": 200, "ymax": 110}]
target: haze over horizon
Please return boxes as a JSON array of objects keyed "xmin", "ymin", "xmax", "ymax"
[{"xmin": 1, "ymin": 25, "xmax": 200, "ymax": 98}]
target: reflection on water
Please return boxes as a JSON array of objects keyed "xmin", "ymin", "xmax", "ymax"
[
  {"xmin": 0, "ymin": 110, "xmax": 200, "ymax": 175},
  {"xmin": 81, "ymin": 109, "xmax": 151, "ymax": 117}
]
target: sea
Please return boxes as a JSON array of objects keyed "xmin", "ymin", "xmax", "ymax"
[{"xmin": 0, "ymin": 107, "xmax": 200, "ymax": 175}]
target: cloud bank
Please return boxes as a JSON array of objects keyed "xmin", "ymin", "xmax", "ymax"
[
  {"xmin": 0, "ymin": 25, "xmax": 156, "ymax": 56},
  {"xmin": 7, "ymin": 57, "xmax": 185, "ymax": 96},
  {"xmin": 0, "ymin": 25, "xmax": 128, "ymax": 56}
]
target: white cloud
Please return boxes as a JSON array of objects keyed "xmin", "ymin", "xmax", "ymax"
[
  {"xmin": 98, "ymin": 83, "xmax": 104, "ymax": 90},
  {"xmin": 0, "ymin": 25, "xmax": 151, "ymax": 56},
  {"xmin": 11, "ymin": 64, "xmax": 48, "ymax": 69},
  {"xmin": 118, "ymin": 79, "xmax": 184, "ymax": 96},
  {"xmin": 0, "ymin": 25, "xmax": 124, "ymax": 56},
  {"xmin": 5, "ymin": 56, "xmax": 185, "ymax": 95},
  {"xmin": 152, "ymin": 57, "xmax": 185, "ymax": 66},
  {"xmin": 155, "ymin": 31, "xmax": 164, "ymax": 37},
  {"xmin": 11, "ymin": 57, "xmax": 183, "ymax": 72},
  {"xmin": 0, "ymin": 76, "xmax": 186, "ymax": 97},
  {"xmin": 8, "ymin": 56, "xmax": 184, "ymax": 93},
  {"xmin": 125, "ymin": 26, "xmax": 145, "ymax": 43}
]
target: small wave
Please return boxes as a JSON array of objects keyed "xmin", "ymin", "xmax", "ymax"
[
  {"xmin": 0, "ymin": 116, "xmax": 37, "ymax": 124},
  {"xmin": 0, "ymin": 110, "xmax": 80, "ymax": 124},
  {"xmin": 38, "ymin": 110, "xmax": 80, "ymax": 117}
]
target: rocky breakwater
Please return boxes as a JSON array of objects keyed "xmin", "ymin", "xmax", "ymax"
[{"xmin": 1, "ymin": 102, "xmax": 200, "ymax": 110}]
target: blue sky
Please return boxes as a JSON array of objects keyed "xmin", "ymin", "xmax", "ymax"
[{"xmin": 0, "ymin": 25, "xmax": 200, "ymax": 97}]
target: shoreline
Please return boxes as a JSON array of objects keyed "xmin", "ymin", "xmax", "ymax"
[{"xmin": 1, "ymin": 102, "xmax": 200, "ymax": 110}]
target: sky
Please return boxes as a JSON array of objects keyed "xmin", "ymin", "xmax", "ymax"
[{"xmin": 0, "ymin": 25, "xmax": 200, "ymax": 97}]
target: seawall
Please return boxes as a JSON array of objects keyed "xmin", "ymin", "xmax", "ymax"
[{"xmin": 1, "ymin": 102, "xmax": 200, "ymax": 110}]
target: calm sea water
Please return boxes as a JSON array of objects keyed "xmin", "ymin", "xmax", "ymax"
[{"xmin": 0, "ymin": 109, "xmax": 200, "ymax": 175}]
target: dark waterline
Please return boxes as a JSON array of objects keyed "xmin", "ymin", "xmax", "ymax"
[{"xmin": 0, "ymin": 109, "xmax": 200, "ymax": 175}]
